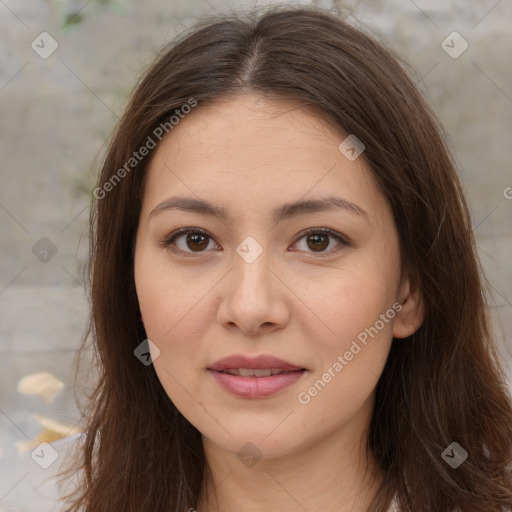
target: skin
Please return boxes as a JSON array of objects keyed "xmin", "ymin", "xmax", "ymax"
[{"xmin": 134, "ymin": 94, "xmax": 423, "ymax": 512}]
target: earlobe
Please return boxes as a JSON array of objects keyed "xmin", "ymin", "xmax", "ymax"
[{"xmin": 392, "ymin": 274, "xmax": 424, "ymax": 339}]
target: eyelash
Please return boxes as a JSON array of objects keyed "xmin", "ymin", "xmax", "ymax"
[{"xmin": 160, "ymin": 227, "xmax": 349, "ymax": 258}]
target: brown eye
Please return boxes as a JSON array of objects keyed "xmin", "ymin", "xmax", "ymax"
[
  {"xmin": 292, "ymin": 228, "xmax": 348, "ymax": 257},
  {"xmin": 305, "ymin": 233, "xmax": 330, "ymax": 252},
  {"xmin": 163, "ymin": 227, "xmax": 348, "ymax": 258},
  {"xmin": 163, "ymin": 228, "xmax": 218, "ymax": 255},
  {"xmin": 185, "ymin": 232, "xmax": 210, "ymax": 251}
]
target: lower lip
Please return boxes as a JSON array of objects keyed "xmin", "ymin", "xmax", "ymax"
[{"xmin": 208, "ymin": 369, "xmax": 306, "ymax": 398}]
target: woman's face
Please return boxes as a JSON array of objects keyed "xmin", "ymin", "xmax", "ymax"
[{"xmin": 134, "ymin": 94, "xmax": 421, "ymax": 459}]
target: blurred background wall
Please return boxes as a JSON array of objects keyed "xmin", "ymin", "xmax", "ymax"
[{"xmin": 1, "ymin": 0, "xmax": 511, "ymax": 507}]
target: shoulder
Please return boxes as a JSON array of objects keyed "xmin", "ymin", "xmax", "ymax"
[{"xmin": 0, "ymin": 433, "xmax": 84, "ymax": 512}]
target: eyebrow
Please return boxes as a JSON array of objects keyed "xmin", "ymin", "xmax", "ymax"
[{"xmin": 149, "ymin": 195, "xmax": 370, "ymax": 225}]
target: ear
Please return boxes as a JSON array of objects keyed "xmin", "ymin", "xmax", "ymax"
[{"xmin": 392, "ymin": 271, "xmax": 424, "ymax": 339}]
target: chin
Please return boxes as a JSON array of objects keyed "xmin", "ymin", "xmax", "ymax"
[{"xmin": 205, "ymin": 426, "xmax": 301, "ymax": 461}]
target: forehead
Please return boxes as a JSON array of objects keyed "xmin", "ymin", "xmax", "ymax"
[
  {"xmin": 155, "ymin": 95, "xmax": 344, "ymax": 163},
  {"xmin": 141, "ymin": 94, "xmax": 384, "ymax": 223}
]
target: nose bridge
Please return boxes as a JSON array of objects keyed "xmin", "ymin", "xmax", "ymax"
[
  {"xmin": 233, "ymin": 235, "xmax": 274, "ymax": 300},
  {"xmin": 217, "ymin": 234, "xmax": 289, "ymax": 333}
]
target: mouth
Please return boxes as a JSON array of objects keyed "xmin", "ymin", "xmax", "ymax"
[
  {"xmin": 214, "ymin": 368, "xmax": 304, "ymax": 377},
  {"xmin": 206, "ymin": 355, "xmax": 308, "ymax": 398},
  {"xmin": 207, "ymin": 368, "xmax": 307, "ymax": 398}
]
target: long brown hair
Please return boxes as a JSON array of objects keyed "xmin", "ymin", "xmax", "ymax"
[{"xmin": 61, "ymin": 5, "xmax": 512, "ymax": 511}]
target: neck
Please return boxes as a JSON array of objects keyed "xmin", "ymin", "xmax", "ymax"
[{"xmin": 196, "ymin": 398, "xmax": 382, "ymax": 512}]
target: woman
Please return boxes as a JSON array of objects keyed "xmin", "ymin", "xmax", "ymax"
[{"xmin": 61, "ymin": 6, "xmax": 512, "ymax": 511}]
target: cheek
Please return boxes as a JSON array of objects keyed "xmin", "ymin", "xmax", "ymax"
[
  {"xmin": 303, "ymin": 255, "xmax": 399, "ymax": 352},
  {"xmin": 293, "ymin": 269, "xmax": 397, "ymax": 433},
  {"xmin": 139, "ymin": 285, "xmax": 198, "ymax": 338},
  {"xmin": 136, "ymin": 266, "xmax": 213, "ymax": 351},
  {"xmin": 294, "ymin": 254, "xmax": 399, "ymax": 419},
  {"xmin": 135, "ymin": 260, "xmax": 213, "ymax": 411}
]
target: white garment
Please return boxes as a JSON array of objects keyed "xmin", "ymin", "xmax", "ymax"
[{"xmin": 387, "ymin": 496, "xmax": 400, "ymax": 511}]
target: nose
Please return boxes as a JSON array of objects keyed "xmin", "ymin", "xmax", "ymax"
[{"xmin": 216, "ymin": 246, "xmax": 290, "ymax": 336}]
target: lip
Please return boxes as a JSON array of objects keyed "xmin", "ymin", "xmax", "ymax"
[
  {"xmin": 208, "ymin": 354, "xmax": 305, "ymax": 372},
  {"xmin": 207, "ymin": 354, "xmax": 307, "ymax": 398}
]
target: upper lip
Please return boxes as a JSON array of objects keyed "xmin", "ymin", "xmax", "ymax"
[{"xmin": 208, "ymin": 354, "xmax": 305, "ymax": 372}]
